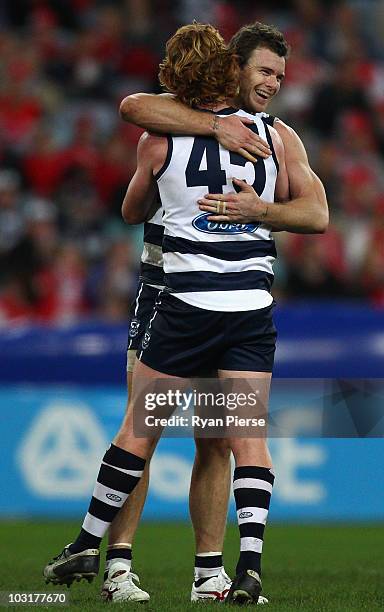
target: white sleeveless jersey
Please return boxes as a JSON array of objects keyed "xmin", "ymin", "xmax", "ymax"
[{"xmin": 156, "ymin": 108, "xmax": 279, "ymax": 312}]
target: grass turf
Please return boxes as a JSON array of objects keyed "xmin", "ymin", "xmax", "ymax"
[{"xmin": 0, "ymin": 522, "xmax": 383, "ymax": 611}]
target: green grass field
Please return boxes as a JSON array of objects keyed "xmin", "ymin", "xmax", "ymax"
[{"xmin": 0, "ymin": 521, "xmax": 383, "ymax": 611}]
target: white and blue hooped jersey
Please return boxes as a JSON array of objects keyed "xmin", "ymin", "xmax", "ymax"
[{"xmin": 153, "ymin": 108, "xmax": 278, "ymax": 312}]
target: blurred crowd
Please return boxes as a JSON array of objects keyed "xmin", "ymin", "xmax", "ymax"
[{"xmin": 0, "ymin": 0, "xmax": 383, "ymax": 326}]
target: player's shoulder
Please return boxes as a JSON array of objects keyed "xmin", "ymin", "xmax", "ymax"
[
  {"xmin": 259, "ymin": 112, "xmax": 276, "ymax": 127},
  {"xmin": 235, "ymin": 108, "xmax": 279, "ymax": 136},
  {"xmin": 251, "ymin": 112, "xmax": 283, "ymax": 149},
  {"xmin": 273, "ymin": 119, "xmax": 309, "ymax": 160},
  {"xmin": 138, "ymin": 131, "xmax": 168, "ymax": 164},
  {"xmin": 233, "ymin": 107, "xmax": 256, "ymax": 122},
  {"xmin": 138, "ymin": 130, "xmax": 168, "ymax": 148},
  {"xmin": 273, "ymin": 118, "xmax": 302, "ymax": 143},
  {"xmin": 235, "ymin": 108, "xmax": 273, "ymax": 125}
]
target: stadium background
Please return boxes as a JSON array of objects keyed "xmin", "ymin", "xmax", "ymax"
[{"xmin": 0, "ymin": 0, "xmax": 383, "ymax": 608}]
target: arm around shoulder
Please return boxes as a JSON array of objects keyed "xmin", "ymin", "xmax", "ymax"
[
  {"xmin": 119, "ymin": 92, "xmax": 213, "ymax": 135},
  {"xmin": 120, "ymin": 93, "xmax": 174, "ymax": 127}
]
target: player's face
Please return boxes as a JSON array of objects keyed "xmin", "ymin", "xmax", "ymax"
[{"xmin": 238, "ymin": 47, "xmax": 285, "ymax": 113}]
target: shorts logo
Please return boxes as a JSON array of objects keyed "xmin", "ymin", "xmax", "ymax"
[
  {"xmin": 193, "ymin": 213, "xmax": 259, "ymax": 234},
  {"xmin": 106, "ymin": 493, "xmax": 122, "ymax": 502},
  {"xmin": 142, "ymin": 330, "xmax": 151, "ymax": 349},
  {"xmin": 129, "ymin": 318, "xmax": 140, "ymax": 338},
  {"xmin": 239, "ymin": 511, "xmax": 253, "ymax": 519}
]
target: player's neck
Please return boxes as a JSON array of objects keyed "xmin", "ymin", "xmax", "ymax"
[{"xmin": 233, "ymin": 94, "xmax": 254, "ymax": 114}]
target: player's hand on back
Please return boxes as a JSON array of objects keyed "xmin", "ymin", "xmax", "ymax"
[
  {"xmin": 214, "ymin": 116, "xmax": 271, "ymax": 163},
  {"xmin": 197, "ymin": 178, "xmax": 269, "ymax": 224}
]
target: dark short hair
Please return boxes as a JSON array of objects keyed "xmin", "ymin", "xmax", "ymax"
[{"xmin": 229, "ymin": 22, "xmax": 290, "ymax": 68}]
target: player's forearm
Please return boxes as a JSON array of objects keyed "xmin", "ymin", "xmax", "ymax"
[
  {"xmin": 122, "ymin": 200, "xmax": 150, "ymax": 224},
  {"xmin": 122, "ymin": 181, "xmax": 157, "ymax": 224},
  {"xmin": 263, "ymin": 195, "xmax": 328, "ymax": 233},
  {"xmin": 122, "ymin": 202, "xmax": 157, "ymax": 225},
  {"xmin": 265, "ymin": 167, "xmax": 329, "ymax": 233},
  {"xmin": 120, "ymin": 93, "xmax": 215, "ymax": 136}
]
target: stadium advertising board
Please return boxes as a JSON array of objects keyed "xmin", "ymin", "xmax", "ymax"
[{"xmin": 1, "ymin": 384, "xmax": 383, "ymax": 521}]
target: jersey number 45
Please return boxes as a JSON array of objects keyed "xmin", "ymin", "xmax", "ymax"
[{"xmin": 186, "ymin": 137, "xmax": 266, "ymax": 195}]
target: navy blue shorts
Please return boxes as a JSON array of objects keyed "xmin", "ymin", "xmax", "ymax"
[
  {"xmin": 138, "ymin": 293, "xmax": 277, "ymax": 376},
  {"xmin": 128, "ymin": 282, "xmax": 162, "ymax": 352}
]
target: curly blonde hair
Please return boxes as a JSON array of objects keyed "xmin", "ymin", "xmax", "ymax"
[{"xmin": 159, "ymin": 23, "xmax": 240, "ymax": 107}]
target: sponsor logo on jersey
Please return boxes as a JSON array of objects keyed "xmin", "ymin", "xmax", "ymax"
[
  {"xmin": 239, "ymin": 511, "xmax": 253, "ymax": 519},
  {"xmin": 129, "ymin": 318, "xmax": 140, "ymax": 338},
  {"xmin": 192, "ymin": 213, "xmax": 259, "ymax": 235},
  {"xmin": 106, "ymin": 493, "xmax": 122, "ymax": 502}
]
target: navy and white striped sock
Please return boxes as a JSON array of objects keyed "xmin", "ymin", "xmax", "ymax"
[
  {"xmin": 69, "ymin": 444, "xmax": 145, "ymax": 554},
  {"xmin": 104, "ymin": 543, "xmax": 132, "ymax": 579},
  {"xmin": 233, "ymin": 466, "xmax": 275, "ymax": 576},
  {"xmin": 194, "ymin": 552, "xmax": 223, "ymax": 582}
]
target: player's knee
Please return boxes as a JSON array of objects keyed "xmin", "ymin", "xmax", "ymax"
[
  {"xmin": 230, "ymin": 437, "xmax": 271, "ymax": 465},
  {"xmin": 194, "ymin": 437, "xmax": 231, "ymax": 461}
]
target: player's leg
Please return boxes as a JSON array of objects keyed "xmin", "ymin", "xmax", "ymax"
[
  {"xmin": 101, "ymin": 365, "xmax": 152, "ymax": 601},
  {"xmin": 190, "ymin": 437, "xmax": 232, "ymax": 602},
  {"xmin": 107, "ymin": 368, "xmax": 152, "ymax": 541},
  {"xmin": 141, "ymin": 293, "xmax": 268, "ymax": 602},
  {"xmin": 223, "ymin": 370, "xmax": 273, "ymax": 605},
  {"xmin": 101, "ymin": 365, "xmax": 153, "ymax": 602},
  {"xmin": 102, "ymin": 284, "xmax": 161, "ymax": 601},
  {"xmin": 190, "ymin": 437, "xmax": 231, "ymax": 553},
  {"xmin": 107, "ymin": 283, "xmax": 157, "ymax": 549},
  {"xmin": 43, "ymin": 359, "xmax": 169, "ymax": 588},
  {"xmin": 217, "ymin": 304, "xmax": 276, "ymax": 604}
]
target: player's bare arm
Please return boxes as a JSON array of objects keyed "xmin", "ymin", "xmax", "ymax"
[
  {"xmin": 119, "ymin": 92, "xmax": 271, "ymax": 163},
  {"xmin": 198, "ymin": 121, "xmax": 329, "ymax": 234},
  {"xmin": 272, "ymin": 119, "xmax": 329, "ymax": 229},
  {"xmin": 121, "ymin": 131, "xmax": 167, "ymax": 224}
]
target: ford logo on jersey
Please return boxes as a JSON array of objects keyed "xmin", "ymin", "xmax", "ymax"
[{"xmin": 192, "ymin": 213, "xmax": 259, "ymax": 234}]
